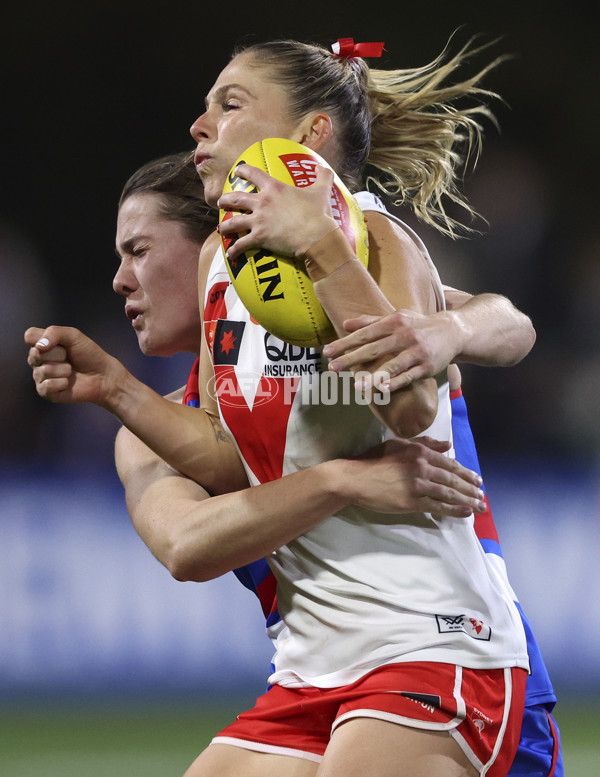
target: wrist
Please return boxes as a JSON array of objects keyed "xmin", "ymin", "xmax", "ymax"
[
  {"xmin": 302, "ymin": 227, "xmax": 358, "ymax": 282},
  {"xmin": 295, "ymin": 216, "xmax": 339, "ymax": 258},
  {"xmin": 443, "ymin": 309, "xmax": 469, "ymax": 361},
  {"xmin": 100, "ymin": 360, "xmax": 143, "ymax": 417},
  {"xmin": 321, "ymin": 458, "xmax": 364, "ymax": 507}
]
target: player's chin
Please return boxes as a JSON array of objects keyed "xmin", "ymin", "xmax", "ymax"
[
  {"xmin": 200, "ymin": 173, "xmax": 224, "ymax": 209},
  {"xmin": 139, "ymin": 336, "xmax": 177, "ymax": 359},
  {"xmin": 136, "ymin": 332, "xmax": 156, "ymax": 357}
]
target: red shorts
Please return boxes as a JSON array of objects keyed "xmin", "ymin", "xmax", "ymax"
[{"xmin": 212, "ymin": 662, "xmax": 527, "ymax": 775}]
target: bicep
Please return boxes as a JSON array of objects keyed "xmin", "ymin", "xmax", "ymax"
[
  {"xmin": 128, "ymin": 467, "xmax": 212, "ymax": 574},
  {"xmin": 367, "ymin": 213, "xmax": 439, "ymax": 316}
]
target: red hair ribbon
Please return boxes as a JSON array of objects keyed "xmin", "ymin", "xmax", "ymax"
[{"xmin": 331, "ymin": 38, "xmax": 384, "ymax": 58}]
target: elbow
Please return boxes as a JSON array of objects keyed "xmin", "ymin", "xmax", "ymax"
[
  {"xmin": 519, "ymin": 317, "xmax": 537, "ymax": 361},
  {"xmin": 167, "ymin": 560, "xmax": 197, "ymax": 583},
  {"xmin": 163, "ymin": 548, "xmax": 196, "ymax": 582},
  {"xmin": 163, "ymin": 540, "xmax": 216, "ymax": 584},
  {"xmin": 374, "ymin": 391, "xmax": 438, "ymax": 439},
  {"xmin": 504, "ymin": 318, "xmax": 537, "ymax": 366},
  {"xmin": 396, "ymin": 405, "xmax": 438, "ymax": 439}
]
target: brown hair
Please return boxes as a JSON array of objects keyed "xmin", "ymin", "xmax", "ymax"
[{"xmin": 119, "ymin": 152, "xmax": 217, "ymax": 244}]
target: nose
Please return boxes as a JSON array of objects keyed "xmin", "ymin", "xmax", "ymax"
[
  {"xmin": 113, "ymin": 259, "xmax": 137, "ymax": 297},
  {"xmin": 190, "ymin": 110, "xmax": 211, "ymax": 143}
]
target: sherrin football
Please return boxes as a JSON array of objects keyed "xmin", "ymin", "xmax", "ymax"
[{"xmin": 218, "ymin": 138, "xmax": 369, "ymax": 348}]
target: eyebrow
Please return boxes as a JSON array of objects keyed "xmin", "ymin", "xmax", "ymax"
[
  {"xmin": 205, "ymin": 83, "xmax": 256, "ymax": 108},
  {"xmin": 115, "ymin": 235, "xmax": 147, "ymax": 258}
]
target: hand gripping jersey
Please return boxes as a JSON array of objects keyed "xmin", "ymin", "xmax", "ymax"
[{"xmin": 201, "ymin": 194, "xmax": 529, "ymax": 690}]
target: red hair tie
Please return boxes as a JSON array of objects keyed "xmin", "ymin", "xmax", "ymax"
[{"xmin": 331, "ymin": 38, "xmax": 384, "ymax": 59}]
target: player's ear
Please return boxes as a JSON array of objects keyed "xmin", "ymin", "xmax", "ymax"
[{"xmin": 295, "ymin": 113, "xmax": 333, "ymax": 153}]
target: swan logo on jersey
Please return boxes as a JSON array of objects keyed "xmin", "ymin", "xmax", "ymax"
[{"xmin": 435, "ymin": 614, "xmax": 491, "ymax": 641}]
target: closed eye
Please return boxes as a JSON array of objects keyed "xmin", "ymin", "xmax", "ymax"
[{"xmin": 118, "ymin": 237, "xmax": 151, "ymax": 259}]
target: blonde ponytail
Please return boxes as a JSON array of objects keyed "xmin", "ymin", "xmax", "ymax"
[
  {"xmin": 237, "ymin": 36, "xmax": 505, "ymax": 236},
  {"xmin": 366, "ymin": 39, "xmax": 505, "ymax": 236}
]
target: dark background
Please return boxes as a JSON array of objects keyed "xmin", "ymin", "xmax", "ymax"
[{"xmin": 2, "ymin": 0, "xmax": 599, "ymax": 469}]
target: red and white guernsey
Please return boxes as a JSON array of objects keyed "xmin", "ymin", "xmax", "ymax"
[{"xmin": 203, "ymin": 195, "xmax": 529, "ymax": 689}]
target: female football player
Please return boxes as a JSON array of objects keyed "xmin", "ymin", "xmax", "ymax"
[
  {"xmin": 185, "ymin": 37, "xmax": 529, "ymax": 777},
  {"xmin": 112, "ymin": 152, "xmax": 561, "ymax": 777},
  {"xmin": 26, "ymin": 35, "xmax": 556, "ymax": 775}
]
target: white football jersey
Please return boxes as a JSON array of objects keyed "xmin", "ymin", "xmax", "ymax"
[{"xmin": 202, "ymin": 195, "xmax": 529, "ymax": 688}]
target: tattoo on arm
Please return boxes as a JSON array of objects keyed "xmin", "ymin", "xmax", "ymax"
[{"xmin": 209, "ymin": 414, "xmax": 231, "ymax": 444}]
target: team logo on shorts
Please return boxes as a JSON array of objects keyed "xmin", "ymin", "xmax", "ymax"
[{"xmin": 435, "ymin": 614, "xmax": 491, "ymax": 641}]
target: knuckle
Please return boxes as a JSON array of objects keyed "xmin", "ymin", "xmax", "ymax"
[
  {"xmin": 448, "ymin": 457, "xmax": 461, "ymax": 472},
  {"xmin": 403, "ymin": 445, "xmax": 418, "ymax": 463},
  {"xmin": 411, "ymin": 477, "xmax": 425, "ymax": 496},
  {"xmin": 412, "ymin": 342, "xmax": 428, "ymax": 359},
  {"xmin": 414, "ymin": 455, "xmax": 430, "ymax": 476},
  {"xmin": 382, "ymin": 356, "xmax": 398, "ymax": 376}
]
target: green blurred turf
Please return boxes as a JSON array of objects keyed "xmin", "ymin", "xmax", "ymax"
[
  {"xmin": 0, "ymin": 697, "xmax": 238, "ymax": 777},
  {"xmin": 0, "ymin": 697, "xmax": 598, "ymax": 776},
  {"xmin": 552, "ymin": 702, "xmax": 600, "ymax": 775}
]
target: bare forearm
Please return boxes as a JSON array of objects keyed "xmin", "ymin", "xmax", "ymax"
[
  {"xmin": 109, "ymin": 372, "xmax": 246, "ymax": 494},
  {"xmin": 167, "ymin": 463, "xmax": 354, "ymax": 581},
  {"xmin": 122, "ymin": 446, "xmax": 350, "ymax": 582},
  {"xmin": 306, "ymin": 231, "xmax": 395, "ymax": 324},
  {"xmin": 25, "ymin": 325, "xmax": 244, "ymax": 493},
  {"xmin": 444, "ymin": 290, "xmax": 536, "ymax": 366},
  {"xmin": 124, "ymin": 452, "xmax": 479, "ymax": 583},
  {"xmin": 117, "ymin": 427, "xmax": 488, "ymax": 583},
  {"xmin": 305, "ymin": 228, "xmax": 438, "ymax": 437}
]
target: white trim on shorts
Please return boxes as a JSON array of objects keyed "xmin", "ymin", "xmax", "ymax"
[
  {"xmin": 481, "ymin": 667, "xmax": 512, "ymax": 775},
  {"xmin": 331, "ymin": 665, "xmax": 465, "ymax": 734},
  {"xmin": 447, "ymin": 666, "xmax": 512, "ymax": 775},
  {"xmin": 210, "ymin": 736, "xmax": 323, "ymax": 763},
  {"xmin": 333, "ymin": 707, "xmax": 463, "ymax": 732}
]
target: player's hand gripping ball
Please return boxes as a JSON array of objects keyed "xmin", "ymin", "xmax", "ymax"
[{"xmin": 219, "ymin": 138, "xmax": 369, "ymax": 348}]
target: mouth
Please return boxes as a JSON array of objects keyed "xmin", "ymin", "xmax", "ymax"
[
  {"xmin": 194, "ymin": 150, "xmax": 212, "ymax": 175},
  {"xmin": 125, "ymin": 305, "xmax": 144, "ymax": 328}
]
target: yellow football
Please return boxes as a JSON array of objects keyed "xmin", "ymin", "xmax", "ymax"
[{"xmin": 219, "ymin": 138, "xmax": 369, "ymax": 348}]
